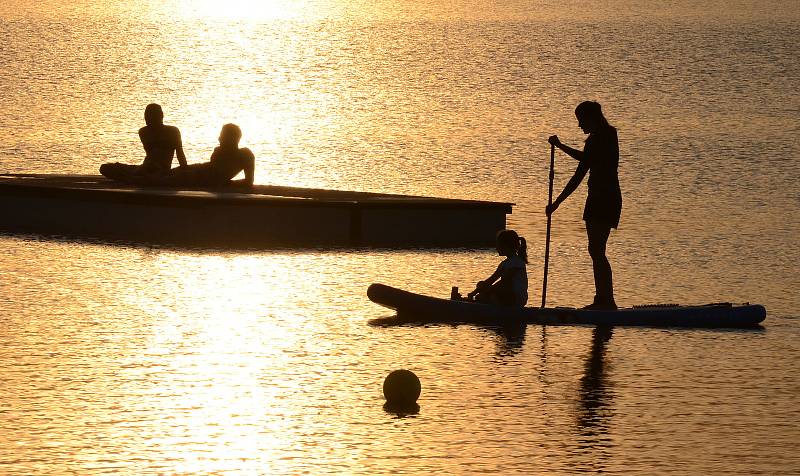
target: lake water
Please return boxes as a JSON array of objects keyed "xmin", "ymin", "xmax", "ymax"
[{"xmin": 1, "ymin": 1, "xmax": 799, "ymax": 474}]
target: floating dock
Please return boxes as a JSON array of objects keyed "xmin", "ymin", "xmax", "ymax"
[{"xmin": 0, "ymin": 174, "xmax": 512, "ymax": 248}]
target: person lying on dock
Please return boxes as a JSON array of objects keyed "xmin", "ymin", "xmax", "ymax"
[
  {"xmin": 467, "ymin": 229, "xmax": 529, "ymax": 307},
  {"xmin": 124, "ymin": 123, "xmax": 255, "ymax": 187},
  {"xmin": 100, "ymin": 103, "xmax": 187, "ymax": 181}
]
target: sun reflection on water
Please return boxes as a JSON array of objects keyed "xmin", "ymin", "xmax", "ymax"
[
  {"xmin": 176, "ymin": 0, "xmax": 315, "ymax": 21},
  {"xmin": 1, "ymin": 0, "xmax": 799, "ymax": 471},
  {"xmin": 108, "ymin": 252, "xmax": 321, "ymax": 473}
]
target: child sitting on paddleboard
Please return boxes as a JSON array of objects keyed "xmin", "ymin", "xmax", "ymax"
[{"xmin": 467, "ymin": 229, "xmax": 529, "ymax": 307}]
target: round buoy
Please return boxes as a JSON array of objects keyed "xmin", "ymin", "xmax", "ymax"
[{"xmin": 383, "ymin": 369, "xmax": 421, "ymax": 405}]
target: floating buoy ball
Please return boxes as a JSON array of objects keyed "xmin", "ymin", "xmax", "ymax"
[{"xmin": 383, "ymin": 369, "xmax": 421, "ymax": 405}]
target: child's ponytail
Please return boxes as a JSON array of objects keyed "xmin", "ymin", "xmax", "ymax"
[{"xmin": 497, "ymin": 229, "xmax": 528, "ymax": 264}]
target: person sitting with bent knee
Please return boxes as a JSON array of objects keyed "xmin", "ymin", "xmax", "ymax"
[
  {"xmin": 128, "ymin": 123, "xmax": 255, "ymax": 187},
  {"xmin": 100, "ymin": 103, "xmax": 187, "ymax": 181}
]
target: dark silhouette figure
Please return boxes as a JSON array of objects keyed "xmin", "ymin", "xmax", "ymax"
[
  {"xmin": 100, "ymin": 103, "xmax": 187, "ymax": 180},
  {"xmin": 576, "ymin": 326, "xmax": 613, "ymax": 439},
  {"xmin": 468, "ymin": 229, "xmax": 529, "ymax": 307},
  {"xmin": 155, "ymin": 123, "xmax": 255, "ymax": 187},
  {"xmin": 121, "ymin": 123, "xmax": 255, "ymax": 188},
  {"xmin": 547, "ymin": 101, "xmax": 622, "ymax": 310},
  {"xmin": 490, "ymin": 321, "xmax": 527, "ymax": 357}
]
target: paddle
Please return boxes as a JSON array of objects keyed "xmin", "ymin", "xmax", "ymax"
[{"xmin": 542, "ymin": 143, "xmax": 555, "ymax": 308}]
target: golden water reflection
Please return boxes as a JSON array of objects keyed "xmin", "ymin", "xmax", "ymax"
[
  {"xmin": 177, "ymin": 0, "xmax": 312, "ymax": 21},
  {"xmin": 0, "ymin": 238, "xmax": 797, "ymax": 474},
  {"xmin": 116, "ymin": 254, "xmax": 318, "ymax": 472},
  {"xmin": 2, "ymin": 0, "xmax": 800, "ymax": 472}
]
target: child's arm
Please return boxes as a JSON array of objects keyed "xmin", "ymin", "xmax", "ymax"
[
  {"xmin": 469, "ymin": 264, "xmax": 503, "ymax": 298},
  {"xmin": 480, "ymin": 267, "xmax": 521, "ymax": 295},
  {"xmin": 494, "ymin": 266, "xmax": 520, "ymax": 286}
]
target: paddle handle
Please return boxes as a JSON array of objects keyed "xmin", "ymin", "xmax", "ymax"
[{"xmin": 542, "ymin": 143, "xmax": 555, "ymax": 308}]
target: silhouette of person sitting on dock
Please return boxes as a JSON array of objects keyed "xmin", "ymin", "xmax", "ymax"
[
  {"xmin": 109, "ymin": 123, "xmax": 255, "ymax": 188},
  {"xmin": 100, "ymin": 103, "xmax": 187, "ymax": 181},
  {"xmin": 547, "ymin": 101, "xmax": 622, "ymax": 310},
  {"xmin": 137, "ymin": 123, "xmax": 255, "ymax": 187}
]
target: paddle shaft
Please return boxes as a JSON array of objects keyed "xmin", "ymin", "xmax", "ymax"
[{"xmin": 542, "ymin": 143, "xmax": 555, "ymax": 308}]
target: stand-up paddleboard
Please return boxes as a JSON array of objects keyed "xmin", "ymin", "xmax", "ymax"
[{"xmin": 367, "ymin": 283, "xmax": 766, "ymax": 328}]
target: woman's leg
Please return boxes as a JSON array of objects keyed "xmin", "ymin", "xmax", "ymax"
[
  {"xmin": 586, "ymin": 221, "xmax": 615, "ymax": 307},
  {"xmin": 99, "ymin": 163, "xmax": 139, "ymax": 181},
  {"xmin": 157, "ymin": 164, "xmax": 213, "ymax": 187}
]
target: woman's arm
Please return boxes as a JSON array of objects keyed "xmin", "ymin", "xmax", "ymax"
[
  {"xmin": 549, "ymin": 135, "xmax": 584, "ymax": 162},
  {"xmin": 546, "ymin": 162, "xmax": 589, "ymax": 215},
  {"xmin": 228, "ymin": 149, "xmax": 256, "ymax": 187},
  {"xmin": 242, "ymin": 148, "xmax": 255, "ymax": 186},
  {"xmin": 139, "ymin": 128, "xmax": 151, "ymax": 153},
  {"xmin": 174, "ymin": 129, "xmax": 188, "ymax": 167}
]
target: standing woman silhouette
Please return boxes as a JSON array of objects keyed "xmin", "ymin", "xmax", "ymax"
[{"xmin": 546, "ymin": 101, "xmax": 622, "ymax": 310}]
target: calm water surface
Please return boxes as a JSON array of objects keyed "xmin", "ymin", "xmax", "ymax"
[{"xmin": 1, "ymin": 1, "xmax": 799, "ymax": 474}]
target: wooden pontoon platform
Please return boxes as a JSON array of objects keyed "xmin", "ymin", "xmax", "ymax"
[{"xmin": 0, "ymin": 174, "xmax": 512, "ymax": 248}]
